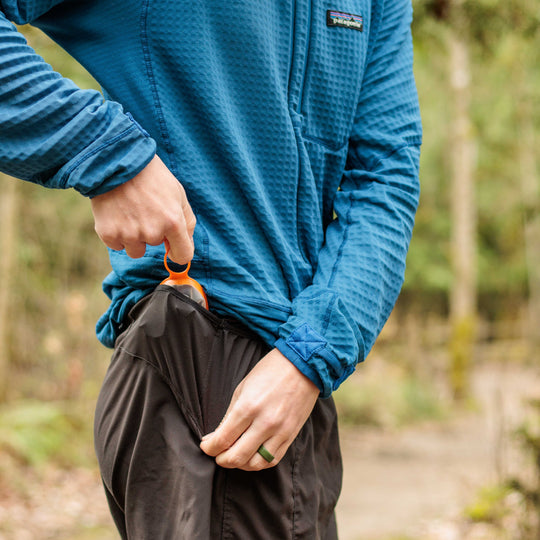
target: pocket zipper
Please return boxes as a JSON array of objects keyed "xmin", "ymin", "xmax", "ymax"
[{"xmin": 296, "ymin": 0, "xmax": 312, "ymax": 114}]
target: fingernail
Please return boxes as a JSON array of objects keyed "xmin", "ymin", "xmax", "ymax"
[{"xmin": 201, "ymin": 432, "xmax": 213, "ymax": 442}]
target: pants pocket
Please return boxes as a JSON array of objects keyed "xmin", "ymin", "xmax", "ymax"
[{"xmin": 108, "ymin": 286, "xmax": 269, "ymax": 437}]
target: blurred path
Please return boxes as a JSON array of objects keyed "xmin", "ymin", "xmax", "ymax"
[{"xmin": 336, "ymin": 361, "xmax": 539, "ymax": 540}]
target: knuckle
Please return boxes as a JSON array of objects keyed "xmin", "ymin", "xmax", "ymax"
[
  {"xmin": 228, "ymin": 454, "xmax": 244, "ymax": 468},
  {"xmin": 94, "ymin": 222, "xmax": 109, "ymax": 239},
  {"xmin": 186, "ymin": 214, "xmax": 197, "ymax": 233},
  {"xmin": 99, "ymin": 231, "xmax": 118, "ymax": 246},
  {"xmin": 216, "ymin": 454, "xmax": 241, "ymax": 469},
  {"xmin": 214, "ymin": 437, "xmax": 228, "ymax": 451},
  {"xmin": 97, "ymin": 230, "xmax": 111, "ymax": 244},
  {"xmin": 214, "ymin": 433, "xmax": 234, "ymax": 451},
  {"xmin": 214, "ymin": 455, "xmax": 227, "ymax": 468},
  {"xmin": 240, "ymin": 402, "xmax": 258, "ymax": 419},
  {"xmin": 145, "ymin": 229, "xmax": 164, "ymax": 246},
  {"xmin": 121, "ymin": 230, "xmax": 139, "ymax": 245},
  {"xmin": 162, "ymin": 212, "xmax": 179, "ymax": 230},
  {"xmin": 240, "ymin": 394, "xmax": 265, "ymax": 417},
  {"xmin": 262, "ymin": 413, "xmax": 281, "ymax": 432}
]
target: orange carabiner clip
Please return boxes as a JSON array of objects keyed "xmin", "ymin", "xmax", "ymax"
[{"xmin": 160, "ymin": 244, "xmax": 209, "ymax": 309}]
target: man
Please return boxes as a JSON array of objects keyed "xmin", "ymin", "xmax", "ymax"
[{"xmin": 0, "ymin": 1, "xmax": 421, "ymax": 538}]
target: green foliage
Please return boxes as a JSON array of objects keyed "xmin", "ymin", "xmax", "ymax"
[
  {"xmin": 334, "ymin": 368, "xmax": 447, "ymax": 428},
  {"xmin": 464, "ymin": 398, "xmax": 540, "ymax": 536},
  {"xmin": 505, "ymin": 399, "xmax": 540, "ymax": 537},
  {"xmin": 465, "ymin": 485, "xmax": 511, "ymax": 523},
  {"xmin": 405, "ymin": 0, "xmax": 540, "ymax": 325},
  {"xmin": 7, "ymin": 181, "xmax": 111, "ymax": 400},
  {"xmin": 449, "ymin": 315, "xmax": 476, "ymax": 401},
  {"xmin": 0, "ymin": 401, "xmax": 95, "ymax": 467}
]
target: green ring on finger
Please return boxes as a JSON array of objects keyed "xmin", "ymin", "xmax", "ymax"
[{"xmin": 257, "ymin": 444, "xmax": 274, "ymax": 463}]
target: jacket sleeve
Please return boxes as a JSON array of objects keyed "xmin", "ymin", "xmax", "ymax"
[
  {"xmin": 0, "ymin": 3, "xmax": 156, "ymax": 197},
  {"xmin": 274, "ymin": 0, "xmax": 422, "ymax": 397}
]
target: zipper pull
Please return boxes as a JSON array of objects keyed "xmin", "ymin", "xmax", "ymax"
[{"xmin": 160, "ymin": 243, "xmax": 209, "ymax": 309}]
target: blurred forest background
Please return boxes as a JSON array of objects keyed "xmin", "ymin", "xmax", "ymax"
[{"xmin": 0, "ymin": 1, "xmax": 539, "ymax": 539}]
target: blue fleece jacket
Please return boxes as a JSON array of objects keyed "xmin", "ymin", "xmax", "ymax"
[{"xmin": 0, "ymin": 0, "xmax": 421, "ymax": 397}]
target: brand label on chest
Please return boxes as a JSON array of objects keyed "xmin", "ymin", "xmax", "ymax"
[{"xmin": 326, "ymin": 10, "xmax": 364, "ymax": 32}]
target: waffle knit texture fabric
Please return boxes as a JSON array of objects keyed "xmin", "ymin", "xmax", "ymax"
[{"xmin": 0, "ymin": 0, "xmax": 422, "ymax": 397}]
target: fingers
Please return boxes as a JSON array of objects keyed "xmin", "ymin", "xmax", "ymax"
[
  {"xmin": 94, "ymin": 221, "xmax": 163, "ymax": 259},
  {"xmin": 199, "ymin": 395, "xmax": 274, "ymax": 471},
  {"xmin": 199, "ymin": 349, "xmax": 320, "ymax": 472},
  {"xmin": 165, "ymin": 206, "xmax": 196, "ymax": 265},
  {"xmin": 218, "ymin": 437, "xmax": 291, "ymax": 472},
  {"xmin": 200, "ymin": 410, "xmax": 252, "ymax": 459},
  {"xmin": 123, "ymin": 240, "xmax": 148, "ymax": 259},
  {"xmin": 245, "ymin": 440, "xmax": 290, "ymax": 471},
  {"xmin": 201, "ymin": 422, "xmax": 286, "ymax": 472},
  {"xmin": 90, "ymin": 155, "xmax": 197, "ymax": 263},
  {"xmin": 213, "ymin": 430, "xmax": 266, "ymax": 470}
]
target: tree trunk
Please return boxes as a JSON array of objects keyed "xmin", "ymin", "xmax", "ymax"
[
  {"xmin": 518, "ymin": 97, "xmax": 540, "ymax": 347},
  {"xmin": 0, "ymin": 174, "xmax": 18, "ymax": 402},
  {"xmin": 448, "ymin": 24, "xmax": 477, "ymax": 402}
]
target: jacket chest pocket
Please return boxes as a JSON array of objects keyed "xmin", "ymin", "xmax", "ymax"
[{"xmin": 298, "ymin": 0, "xmax": 369, "ymax": 149}]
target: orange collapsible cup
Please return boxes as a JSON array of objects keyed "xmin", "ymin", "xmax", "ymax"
[{"xmin": 160, "ymin": 244, "xmax": 209, "ymax": 309}]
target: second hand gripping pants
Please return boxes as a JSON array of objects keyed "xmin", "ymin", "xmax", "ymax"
[{"xmin": 94, "ymin": 285, "xmax": 343, "ymax": 539}]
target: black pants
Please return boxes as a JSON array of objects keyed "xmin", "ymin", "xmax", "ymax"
[{"xmin": 94, "ymin": 286, "xmax": 342, "ymax": 539}]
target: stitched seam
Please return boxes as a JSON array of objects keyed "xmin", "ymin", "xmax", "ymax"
[
  {"xmin": 367, "ymin": 141, "xmax": 421, "ymax": 172},
  {"xmin": 201, "ymin": 220, "xmax": 211, "ymax": 284},
  {"xmin": 291, "ymin": 439, "xmax": 298, "ymax": 538},
  {"xmin": 293, "ymin": 125, "xmax": 315, "ymax": 269},
  {"xmin": 59, "ymin": 125, "xmax": 137, "ymax": 187},
  {"xmin": 293, "ymin": 135, "xmax": 314, "ymax": 269},
  {"xmin": 222, "ymin": 471, "xmax": 232, "ymax": 539},
  {"xmin": 199, "ymin": 331, "xmax": 220, "ymax": 434},
  {"xmin": 301, "ymin": 131, "xmax": 348, "ymax": 153},
  {"xmin": 116, "ymin": 346, "xmax": 202, "ymax": 438},
  {"xmin": 347, "ymin": 140, "xmax": 421, "ymax": 173},
  {"xmin": 328, "ymin": 198, "xmax": 353, "ymax": 289},
  {"xmin": 363, "ymin": 0, "xmax": 385, "ymax": 72},
  {"xmin": 208, "ymin": 286, "xmax": 293, "ymax": 314},
  {"xmin": 288, "ymin": 339, "xmax": 326, "ymax": 362},
  {"xmin": 140, "ymin": 0, "xmax": 178, "ymax": 174},
  {"xmin": 322, "ymin": 292, "xmax": 338, "ymax": 335}
]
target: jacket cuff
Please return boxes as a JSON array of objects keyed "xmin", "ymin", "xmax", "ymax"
[
  {"xmin": 274, "ymin": 322, "xmax": 355, "ymax": 398},
  {"xmin": 54, "ymin": 111, "xmax": 157, "ymax": 198}
]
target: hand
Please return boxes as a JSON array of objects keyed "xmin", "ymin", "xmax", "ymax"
[
  {"xmin": 90, "ymin": 155, "xmax": 196, "ymax": 264},
  {"xmin": 199, "ymin": 348, "xmax": 319, "ymax": 471}
]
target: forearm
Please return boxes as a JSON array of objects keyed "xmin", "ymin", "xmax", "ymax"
[{"xmin": 0, "ymin": 11, "xmax": 155, "ymax": 196}]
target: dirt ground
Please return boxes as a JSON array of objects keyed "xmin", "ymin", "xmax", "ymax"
[
  {"xmin": 0, "ymin": 360, "xmax": 538, "ymax": 540},
  {"xmin": 337, "ymin": 360, "xmax": 539, "ymax": 540}
]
